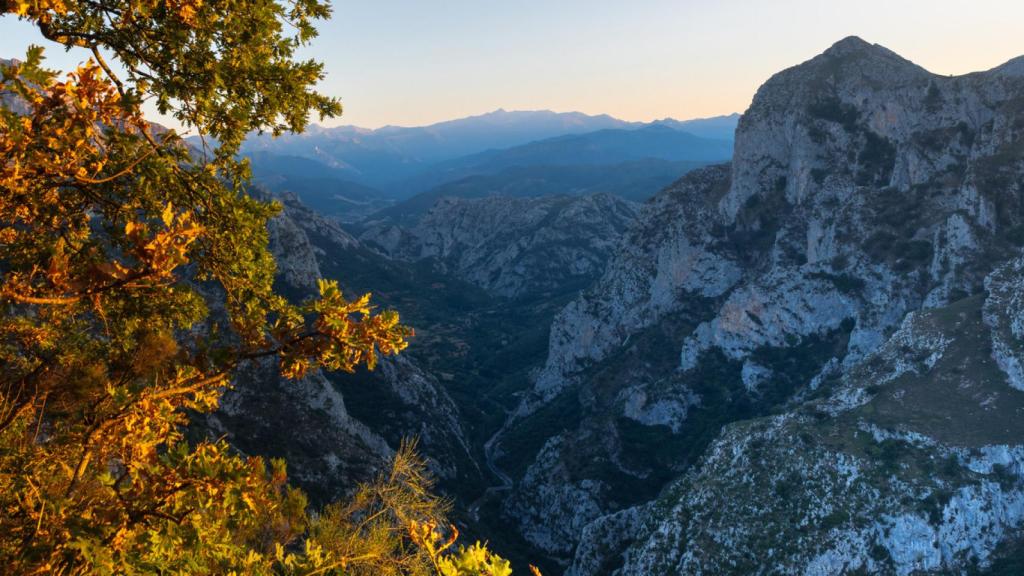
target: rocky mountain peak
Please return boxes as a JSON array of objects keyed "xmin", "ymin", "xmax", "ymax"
[
  {"xmin": 736, "ymin": 37, "xmax": 929, "ymax": 129},
  {"xmin": 723, "ymin": 34, "xmax": 1024, "ymax": 222},
  {"xmin": 823, "ymin": 34, "xmax": 873, "ymax": 52},
  {"xmin": 801, "ymin": 35, "xmax": 929, "ymax": 83},
  {"xmin": 821, "ymin": 35, "xmax": 904, "ymax": 61}
]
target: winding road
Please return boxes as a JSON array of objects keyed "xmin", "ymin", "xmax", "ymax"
[{"xmin": 468, "ymin": 418, "xmax": 515, "ymax": 520}]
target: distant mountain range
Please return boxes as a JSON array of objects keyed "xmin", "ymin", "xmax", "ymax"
[
  {"xmin": 247, "ymin": 152, "xmax": 391, "ymax": 221},
  {"xmin": 230, "ymin": 110, "xmax": 738, "ymax": 215},
  {"xmin": 239, "ymin": 109, "xmax": 738, "ymax": 182},
  {"xmin": 393, "ymin": 124, "xmax": 733, "ymax": 196}
]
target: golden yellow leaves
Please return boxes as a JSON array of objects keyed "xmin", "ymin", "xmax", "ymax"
[
  {"xmin": 54, "ymin": 62, "xmax": 126, "ymax": 126},
  {"xmin": 7, "ymin": 0, "xmax": 69, "ymax": 18},
  {"xmin": 165, "ymin": 0, "xmax": 204, "ymax": 25},
  {"xmin": 1, "ymin": 60, "xmax": 144, "ymax": 307},
  {"xmin": 435, "ymin": 542, "xmax": 515, "ymax": 576},
  {"xmin": 131, "ymin": 206, "xmax": 204, "ymax": 281},
  {"xmin": 408, "ymin": 517, "xmax": 525, "ymax": 576},
  {"xmin": 12, "ymin": 0, "xmax": 206, "ymax": 32},
  {"xmin": 408, "ymin": 519, "xmax": 460, "ymax": 558},
  {"xmin": 273, "ymin": 279, "xmax": 412, "ymax": 380},
  {"xmin": 1, "ymin": 61, "xmax": 136, "ymax": 227},
  {"xmin": 160, "ymin": 203, "xmax": 175, "ymax": 227},
  {"xmin": 2, "ymin": 204, "xmax": 202, "ymax": 307},
  {"xmin": 126, "ymin": 206, "xmax": 203, "ymax": 281},
  {"xmin": 6, "ymin": 0, "xmax": 199, "ymax": 29}
]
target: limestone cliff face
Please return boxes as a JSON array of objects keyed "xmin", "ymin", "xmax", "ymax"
[
  {"xmin": 618, "ymin": 256, "xmax": 1024, "ymax": 576},
  {"xmin": 529, "ymin": 165, "xmax": 741, "ymax": 405},
  {"xmin": 500, "ymin": 37, "xmax": 1024, "ymax": 570},
  {"xmin": 985, "ymin": 256, "xmax": 1024, "ymax": 392},
  {"xmin": 359, "ymin": 193, "xmax": 638, "ymax": 299}
]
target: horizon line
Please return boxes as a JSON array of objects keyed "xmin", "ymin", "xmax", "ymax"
[{"xmin": 286, "ymin": 109, "xmax": 745, "ymax": 134}]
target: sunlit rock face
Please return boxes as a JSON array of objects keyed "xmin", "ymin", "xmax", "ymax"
[{"xmin": 499, "ymin": 36, "xmax": 1024, "ymax": 571}]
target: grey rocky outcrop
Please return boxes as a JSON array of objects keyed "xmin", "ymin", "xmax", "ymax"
[
  {"xmin": 502, "ymin": 37, "xmax": 1024, "ymax": 570},
  {"xmin": 359, "ymin": 193, "xmax": 638, "ymax": 299}
]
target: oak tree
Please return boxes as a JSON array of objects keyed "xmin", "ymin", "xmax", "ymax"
[{"xmin": 1, "ymin": 1, "xmax": 525, "ymax": 574}]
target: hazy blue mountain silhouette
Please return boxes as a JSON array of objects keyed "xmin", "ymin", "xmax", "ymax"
[
  {"xmin": 237, "ymin": 109, "xmax": 737, "ymax": 213},
  {"xmin": 238, "ymin": 110, "xmax": 738, "ymax": 193},
  {"xmin": 394, "ymin": 124, "xmax": 732, "ymax": 196}
]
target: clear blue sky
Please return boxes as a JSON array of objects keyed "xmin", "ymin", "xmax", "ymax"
[{"xmin": 3, "ymin": 0, "xmax": 1023, "ymax": 129}]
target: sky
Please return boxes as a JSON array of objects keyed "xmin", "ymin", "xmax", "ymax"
[{"xmin": 2, "ymin": 0, "xmax": 1023, "ymax": 129}]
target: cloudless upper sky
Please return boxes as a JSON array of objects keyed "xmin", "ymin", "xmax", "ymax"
[{"xmin": 2, "ymin": 0, "xmax": 1023, "ymax": 129}]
